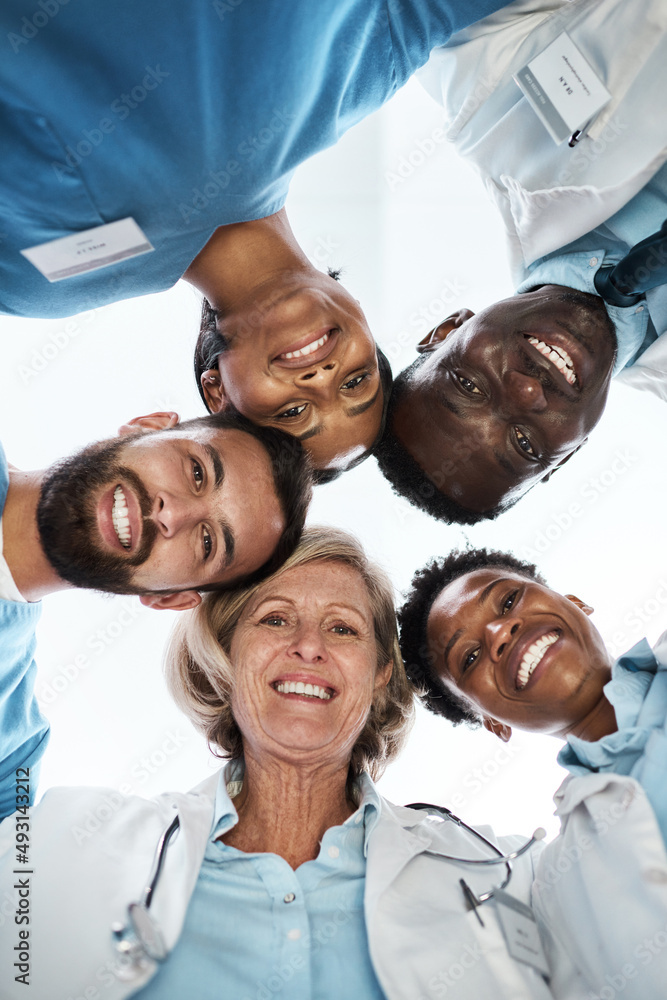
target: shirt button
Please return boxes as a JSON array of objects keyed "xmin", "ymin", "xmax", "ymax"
[
  {"xmin": 635, "ymin": 305, "xmax": 645, "ymax": 313},
  {"xmin": 283, "ymin": 892, "xmax": 296, "ymax": 903},
  {"xmin": 354, "ymin": 814, "xmax": 363, "ymax": 825},
  {"xmin": 287, "ymin": 928, "xmax": 301, "ymax": 940},
  {"xmin": 589, "ymin": 257, "xmax": 598, "ymax": 267},
  {"xmin": 328, "ymin": 845, "xmax": 340, "ymax": 859}
]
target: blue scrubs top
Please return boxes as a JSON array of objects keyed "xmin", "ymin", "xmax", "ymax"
[
  {"xmin": 0, "ymin": 0, "xmax": 505, "ymax": 317},
  {"xmin": 0, "ymin": 443, "xmax": 49, "ymax": 819}
]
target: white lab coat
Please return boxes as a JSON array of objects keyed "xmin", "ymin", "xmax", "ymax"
[
  {"xmin": 533, "ymin": 772, "xmax": 667, "ymax": 999},
  {"xmin": 0, "ymin": 770, "xmax": 553, "ymax": 1000},
  {"xmin": 2, "ymin": 769, "xmax": 667, "ymax": 1000},
  {"xmin": 417, "ymin": 0, "xmax": 667, "ymax": 284}
]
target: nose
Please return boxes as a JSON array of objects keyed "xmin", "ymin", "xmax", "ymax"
[
  {"xmin": 294, "ymin": 360, "xmax": 338, "ymax": 388},
  {"xmin": 152, "ymin": 492, "xmax": 194, "ymax": 537},
  {"xmin": 287, "ymin": 622, "xmax": 329, "ymax": 664},
  {"xmin": 503, "ymin": 371, "xmax": 548, "ymax": 413},
  {"xmin": 484, "ymin": 617, "xmax": 521, "ymax": 660}
]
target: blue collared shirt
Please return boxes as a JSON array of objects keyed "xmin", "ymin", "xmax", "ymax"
[
  {"xmin": 134, "ymin": 762, "xmax": 387, "ymax": 1000},
  {"xmin": 517, "ymin": 162, "xmax": 667, "ymax": 378},
  {"xmin": 558, "ymin": 637, "xmax": 667, "ymax": 845}
]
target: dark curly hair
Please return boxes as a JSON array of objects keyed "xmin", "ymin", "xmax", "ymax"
[
  {"xmin": 193, "ymin": 271, "xmax": 393, "ymax": 484},
  {"xmin": 374, "ymin": 358, "xmax": 518, "ymax": 524},
  {"xmin": 398, "ymin": 548, "xmax": 546, "ymax": 725}
]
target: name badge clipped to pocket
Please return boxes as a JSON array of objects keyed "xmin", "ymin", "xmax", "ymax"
[
  {"xmin": 21, "ymin": 218, "xmax": 154, "ymax": 282},
  {"xmin": 494, "ymin": 889, "xmax": 550, "ymax": 978},
  {"xmin": 514, "ymin": 32, "xmax": 611, "ymax": 145}
]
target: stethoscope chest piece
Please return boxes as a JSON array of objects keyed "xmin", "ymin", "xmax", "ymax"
[{"xmin": 128, "ymin": 902, "xmax": 169, "ymax": 962}]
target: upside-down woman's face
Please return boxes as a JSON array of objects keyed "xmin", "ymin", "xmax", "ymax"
[
  {"xmin": 229, "ymin": 560, "xmax": 392, "ymax": 767},
  {"xmin": 201, "ymin": 274, "xmax": 384, "ymax": 472}
]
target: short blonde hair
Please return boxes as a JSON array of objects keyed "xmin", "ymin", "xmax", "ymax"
[{"xmin": 165, "ymin": 526, "xmax": 415, "ymax": 780}]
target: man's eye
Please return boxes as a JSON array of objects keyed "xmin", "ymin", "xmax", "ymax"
[
  {"xmin": 192, "ymin": 460, "xmax": 204, "ymax": 487},
  {"xmin": 501, "ymin": 590, "xmax": 519, "ymax": 614},
  {"xmin": 341, "ymin": 373, "xmax": 370, "ymax": 391},
  {"xmin": 277, "ymin": 403, "xmax": 307, "ymax": 420},
  {"xmin": 203, "ymin": 527, "xmax": 212, "ymax": 560},
  {"xmin": 456, "ymin": 374, "xmax": 482, "ymax": 395},
  {"xmin": 514, "ymin": 427, "xmax": 536, "ymax": 457},
  {"xmin": 462, "ymin": 648, "xmax": 479, "ymax": 672}
]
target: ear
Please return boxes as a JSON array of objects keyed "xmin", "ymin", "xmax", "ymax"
[
  {"xmin": 139, "ymin": 590, "xmax": 203, "ymax": 611},
  {"xmin": 482, "ymin": 717, "xmax": 512, "ymax": 743},
  {"xmin": 118, "ymin": 412, "xmax": 180, "ymax": 437},
  {"xmin": 200, "ymin": 369, "xmax": 232, "ymax": 414},
  {"xmin": 416, "ymin": 309, "xmax": 475, "ymax": 354},
  {"xmin": 374, "ymin": 660, "xmax": 393, "ymax": 691},
  {"xmin": 564, "ymin": 594, "xmax": 594, "ymax": 616},
  {"xmin": 540, "ymin": 439, "xmax": 588, "ymax": 483}
]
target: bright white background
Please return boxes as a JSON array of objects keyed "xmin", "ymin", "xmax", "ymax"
[{"xmin": 2, "ymin": 77, "xmax": 666, "ymax": 840}]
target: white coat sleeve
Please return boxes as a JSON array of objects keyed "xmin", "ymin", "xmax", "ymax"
[{"xmin": 531, "ymin": 773, "xmax": 667, "ymax": 1000}]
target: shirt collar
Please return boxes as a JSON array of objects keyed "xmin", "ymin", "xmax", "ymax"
[
  {"xmin": 208, "ymin": 761, "xmax": 383, "ymax": 852},
  {"xmin": 347, "ymin": 770, "xmax": 383, "ymax": 856},
  {"xmin": 517, "ymin": 249, "xmax": 650, "ymax": 376}
]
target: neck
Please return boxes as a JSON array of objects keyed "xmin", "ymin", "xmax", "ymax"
[
  {"xmin": 3, "ymin": 468, "xmax": 71, "ymax": 601},
  {"xmin": 182, "ymin": 208, "xmax": 316, "ymax": 312},
  {"xmin": 221, "ymin": 747, "xmax": 355, "ymax": 869},
  {"xmin": 563, "ymin": 693, "xmax": 618, "ymax": 743}
]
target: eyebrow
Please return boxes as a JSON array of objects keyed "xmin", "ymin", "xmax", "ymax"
[
  {"xmin": 295, "ymin": 386, "xmax": 381, "ymax": 441},
  {"xmin": 443, "ymin": 628, "xmax": 464, "ymax": 671},
  {"xmin": 202, "ymin": 443, "xmax": 234, "ymax": 571},
  {"xmin": 478, "ymin": 578, "xmax": 508, "ymax": 605},
  {"xmin": 296, "ymin": 425, "xmax": 324, "ymax": 441},
  {"xmin": 345, "ymin": 386, "xmax": 380, "ymax": 418},
  {"xmin": 217, "ymin": 517, "xmax": 236, "ymax": 570},
  {"xmin": 203, "ymin": 443, "xmax": 224, "ymax": 488},
  {"xmin": 443, "ymin": 579, "xmax": 508, "ymax": 669}
]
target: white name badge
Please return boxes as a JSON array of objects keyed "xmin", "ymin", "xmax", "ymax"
[
  {"xmin": 514, "ymin": 32, "xmax": 611, "ymax": 145},
  {"xmin": 21, "ymin": 218, "xmax": 154, "ymax": 282},
  {"xmin": 494, "ymin": 889, "xmax": 550, "ymax": 977}
]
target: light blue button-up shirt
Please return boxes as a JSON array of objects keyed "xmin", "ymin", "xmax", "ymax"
[
  {"xmin": 516, "ymin": 162, "xmax": 667, "ymax": 378},
  {"xmin": 133, "ymin": 763, "xmax": 387, "ymax": 1000},
  {"xmin": 559, "ymin": 637, "xmax": 667, "ymax": 846}
]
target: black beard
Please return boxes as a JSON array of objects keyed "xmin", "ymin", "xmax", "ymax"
[{"xmin": 37, "ymin": 437, "xmax": 158, "ymax": 594}]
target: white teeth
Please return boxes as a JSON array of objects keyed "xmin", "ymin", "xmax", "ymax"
[
  {"xmin": 274, "ymin": 681, "xmax": 332, "ymax": 700},
  {"xmin": 282, "ymin": 332, "xmax": 329, "ymax": 360},
  {"xmin": 111, "ymin": 485, "xmax": 131, "ymax": 549},
  {"xmin": 527, "ymin": 336, "xmax": 577, "ymax": 386},
  {"xmin": 515, "ymin": 632, "xmax": 558, "ymax": 690}
]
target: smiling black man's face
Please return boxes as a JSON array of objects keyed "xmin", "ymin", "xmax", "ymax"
[{"xmin": 390, "ymin": 286, "xmax": 617, "ymax": 513}]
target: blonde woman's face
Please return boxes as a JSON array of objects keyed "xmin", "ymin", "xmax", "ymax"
[{"xmin": 229, "ymin": 560, "xmax": 392, "ymax": 768}]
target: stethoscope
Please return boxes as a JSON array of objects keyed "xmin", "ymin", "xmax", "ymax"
[
  {"xmin": 111, "ymin": 813, "xmax": 181, "ymax": 975},
  {"xmin": 406, "ymin": 802, "xmax": 546, "ymax": 926},
  {"xmin": 111, "ymin": 803, "xmax": 545, "ymax": 969}
]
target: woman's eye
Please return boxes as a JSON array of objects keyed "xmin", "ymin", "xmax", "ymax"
[
  {"xmin": 514, "ymin": 428, "xmax": 536, "ymax": 457},
  {"xmin": 462, "ymin": 648, "xmax": 479, "ymax": 672},
  {"xmin": 192, "ymin": 460, "xmax": 204, "ymax": 487},
  {"xmin": 261, "ymin": 615, "xmax": 286, "ymax": 627},
  {"xmin": 203, "ymin": 527, "xmax": 212, "ymax": 560},
  {"xmin": 501, "ymin": 590, "xmax": 519, "ymax": 614},
  {"xmin": 341, "ymin": 373, "xmax": 370, "ymax": 391},
  {"xmin": 455, "ymin": 374, "xmax": 482, "ymax": 395},
  {"xmin": 331, "ymin": 624, "xmax": 356, "ymax": 636},
  {"xmin": 277, "ymin": 403, "xmax": 307, "ymax": 420}
]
